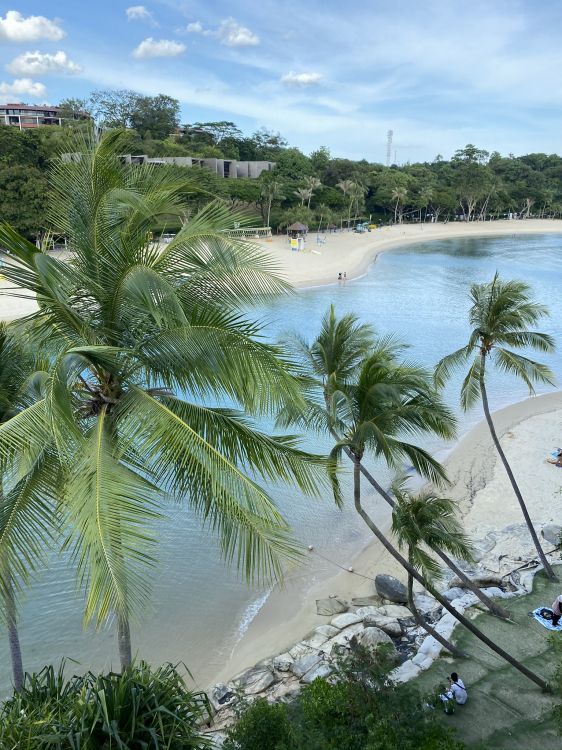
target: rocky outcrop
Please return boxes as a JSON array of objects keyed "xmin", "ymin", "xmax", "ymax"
[
  {"xmin": 542, "ymin": 524, "xmax": 562, "ymax": 547},
  {"xmin": 375, "ymin": 574, "xmax": 408, "ymax": 603}
]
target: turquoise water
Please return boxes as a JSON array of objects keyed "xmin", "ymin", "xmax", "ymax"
[{"xmin": 2, "ymin": 233, "xmax": 562, "ymax": 693}]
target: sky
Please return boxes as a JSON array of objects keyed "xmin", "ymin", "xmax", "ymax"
[{"xmin": 0, "ymin": 1, "xmax": 561, "ymax": 162}]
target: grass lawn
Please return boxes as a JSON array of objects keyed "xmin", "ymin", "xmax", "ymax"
[{"xmin": 413, "ymin": 568, "xmax": 561, "ymax": 749}]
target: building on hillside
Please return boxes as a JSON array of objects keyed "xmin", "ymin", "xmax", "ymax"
[
  {"xmin": 62, "ymin": 152, "xmax": 275, "ymax": 179},
  {"xmin": 0, "ymin": 103, "xmax": 91, "ymax": 129}
]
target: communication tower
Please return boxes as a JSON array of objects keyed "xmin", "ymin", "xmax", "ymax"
[{"xmin": 386, "ymin": 129, "xmax": 393, "ymax": 167}]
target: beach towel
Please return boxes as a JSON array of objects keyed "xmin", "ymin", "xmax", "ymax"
[{"xmin": 530, "ymin": 607, "xmax": 562, "ymax": 631}]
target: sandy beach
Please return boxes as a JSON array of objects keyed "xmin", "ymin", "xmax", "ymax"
[{"xmin": 214, "ymin": 391, "xmax": 562, "ymax": 686}]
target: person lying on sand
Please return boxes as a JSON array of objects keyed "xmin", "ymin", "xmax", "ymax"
[{"xmin": 546, "ymin": 448, "xmax": 562, "ymax": 466}]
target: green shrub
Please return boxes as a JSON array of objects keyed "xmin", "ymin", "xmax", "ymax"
[
  {"xmin": 225, "ymin": 648, "xmax": 465, "ymax": 750},
  {"xmin": 0, "ymin": 660, "xmax": 210, "ymax": 749}
]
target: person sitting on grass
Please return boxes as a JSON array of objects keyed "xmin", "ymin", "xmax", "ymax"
[
  {"xmin": 551, "ymin": 594, "xmax": 562, "ymax": 626},
  {"xmin": 440, "ymin": 673, "xmax": 468, "ymax": 706}
]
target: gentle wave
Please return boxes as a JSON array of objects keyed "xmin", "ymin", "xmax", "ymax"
[{"xmin": 234, "ymin": 587, "xmax": 274, "ymax": 641}]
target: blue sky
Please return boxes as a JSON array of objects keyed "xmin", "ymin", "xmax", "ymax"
[{"xmin": 1, "ymin": 1, "xmax": 561, "ymax": 162}]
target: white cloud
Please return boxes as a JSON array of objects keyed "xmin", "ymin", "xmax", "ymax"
[
  {"xmin": 186, "ymin": 18, "xmax": 259, "ymax": 47},
  {"xmin": 0, "ymin": 77, "xmax": 47, "ymax": 99},
  {"xmin": 0, "ymin": 10, "xmax": 64, "ymax": 42},
  {"xmin": 132, "ymin": 37, "xmax": 186, "ymax": 59},
  {"xmin": 281, "ymin": 71, "xmax": 323, "ymax": 87},
  {"xmin": 126, "ymin": 6, "xmax": 156, "ymax": 25},
  {"xmin": 7, "ymin": 50, "xmax": 81, "ymax": 76},
  {"xmin": 217, "ymin": 18, "xmax": 259, "ymax": 47}
]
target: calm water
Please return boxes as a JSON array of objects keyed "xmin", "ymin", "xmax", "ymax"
[{"xmin": 2, "ymin": 233, "xmax": 562, "ymax": 692}]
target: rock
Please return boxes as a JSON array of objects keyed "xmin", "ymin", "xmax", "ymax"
[
  {"xmin": 331, "ymin": 612, "xmax": 363, "ymax": 629},
  {"xmin": 355, "ymin": 606, "xmax": 380, "ymax": 618},
  {"xmin": 351, "ymin": 595, "xmax": 383, "ymax": 607},
  {"xmin": 449, "ymin": 573, "xmax": 502, "ymax": 589},
  {"xmin": 377, "ymin": 604, "xmax": 412, "ymax": 619},
  {"xmin": 413, "ymin": 594, "xmax": 439, "ymax": 614},
  {"xmin": 289, "ymin": 641, "xmax": 316, "ymax": 660},
  {"xmin": 210, "ymin": 683, "xmax": 235, "ymax": 710},
  {"xmin": 303, "ymin": 630, "xmax": 331, "ymax": 649},
  {"xmin": 418, "ymin": 635, "xmax": 443, "ymax": 659},
  {"xmin": 314, "ymin": 625, "xmax": 339, "ymax": 638},
  {"xmin": 390, "ymin": 659, "xmax": 421, "ymax": 683},
  {"xmin": 234, "ymin": 665, "xmax": 275, "ymax": 695},
  {"xmin": 351, "ymin": 626, "xmax": 395, "ymax": 654},
  {"xmin": 273, "ymin": 652, "xmax": 294, "ymax": 672},
  {"xmin": 433, "ymin": 613, "xmax": 458, "ymax": 640},
  {"xmin": 479, "ymin": 586, "xmax": 506, "ymax": 599},
  {"xmin": 291, "ymin": 653, "xmax": 322, "ymax": 679},
  {"xmin": 363, "ymin": 613, "xmax": 403, "ymax": 637},
  {"xmin": 301, "ymin": 662, "xmax": 333, "ymax": 684},
  {"xmin": 266, "ymin": 677, "xmax": 300, "ymax": 702},
  {"xmin": 316, "ymin": 596, "xmax": 348, "ymax": 616},
  {"xmin": 375, "ymin": 574, "xmax": 408, "ymax": 603},
  {"xmin": 442, "ymin": 586, "xmax": 465, "ymax": 602},
  {"xmin": 542, "ymin": 524, "xmax": 562, "ymax": 547},
  {"xmin": 324, "ymin": 623, "xmax": 365, "ymax": 654}
]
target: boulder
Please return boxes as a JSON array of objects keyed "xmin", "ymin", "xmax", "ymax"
[
  {"xmin": 315, "ymin": 624, "xmax": 340, "ymax": 639},
  {"xmin": 210, "ymin": 683, "xmax": 235, "ymax": 710},
  {"xmin": 331, "ymin": 612, "xmax": 363, "ymax": 629},
  {"xmin": 413, "ymin": 594, "xmax": 439, "ymax": 614},
  {"xmin": 417, "ymin": 635, "xmax": 443, "ymax": 659},
  {"xmin": 301, "ymin": 662, "xmax": 333, "ymax": 684},
  {"xmin": 316, "ymin": 596, "xmax": 348, "ymax": 616},
  {"xmin": 363, "ymin": 613, "xmax": 402, "ymax": 637},
  {"xmin": 411, "ymin": 652, "xmax": 433, "ymax": 670},
  {"xmin": 303, "ymin": 630, "xmax": 331, "ymax": 649},
  {"xmin": 375, "ymin": 574, "xmax": 408, "ymax": 603},
  {"xmin": 433, "ymin": 613, "xmax": 458, "ymax": 640},
  {"xmin": 324, "ymin": 623, "xmax": 365, "ymax": 655},
  {"xmin": 351, "ymin": 595, "xmax": 384, "ymax": 608},
  {"xmin": 377, "ymin": 604, "xmax": 412, "ymax": 619},
  {"xmin": 273, "ymin": 652, "xmax": 294, "ymax": 672},
  {"xmin": 234, "ymin": 665, "xmax": 275, "ymax": 695},
  {"xmin": 355, "ymin": 606, "xmax": 380, "ymax": 618},
  {"xmin": 479, "ymin": 586, "xmax": 506, "ymax": 599},
  {"xmin": 442, "ymin": 586, "xmax": 465, "ymax": 602},
  {"xmin": 542, "ymin": 524, "xmax": 562, "ymax": 547},
  {"xmin": 289, "ymin": 641, "xmax": 316, "ymax": 660},
  {"xmin": 291, "ymin": 653, "xmax": 322, "ymax": 679},
  {"xmin": 352, "ymin": 626, "xmax": 395, "ymax": 654}
]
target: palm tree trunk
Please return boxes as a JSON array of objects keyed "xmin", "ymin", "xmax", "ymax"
[
  {"xmin": 352, "ymin": 457, "xmax": 549, "ymax": 690},
  {"xmin": 337, "ymin": 439, "xmax": 509, "ymax": 619},
  {"xmin": 479, "ymin": 355, "xmax": 556, "ymax": 579},
  {"xmin": 2, "ymin": 566, "xmax": 24, "ymax": 691},
  {"xmin": 406, "ymin": 562, "xmax": 465, "ymax": 657},
  {"xmin": 118, "ymin": 614, "xmax": 132, "ymax": 670},
  {"xmin": 357, "ymin": 458, "xmax": 510, "ymax": 618}
]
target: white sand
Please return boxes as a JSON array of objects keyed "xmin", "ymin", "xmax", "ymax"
[{"xmin": 261, "ymin": 218, "xmax": 562, "ymax": 289}]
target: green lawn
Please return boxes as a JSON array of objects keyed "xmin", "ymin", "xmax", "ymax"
[{"xmin": 413, "ymin": 568, "xmax": 561, "ymax": 749}]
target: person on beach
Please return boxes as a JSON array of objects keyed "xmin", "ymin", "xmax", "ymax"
[
  {"xmin": 338, "ymin": 272, "xmax": 342, "ymax": 280},
  {"xmin": 547, "ymin": 448, "xmax": 562, "ymax": 467},
  {"xmin": 440, "ymin": 673, "xmax": 468, "ymax": 706}
]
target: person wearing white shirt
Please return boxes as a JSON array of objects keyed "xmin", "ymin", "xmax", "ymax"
[{"xmin": 440, "ymin": 672, "xmax": 468, "ymax": 706}]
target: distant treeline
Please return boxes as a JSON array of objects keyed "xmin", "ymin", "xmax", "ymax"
[{"xmin": 2, "ymin": 88, "xmax": 562, "ymax": 237}]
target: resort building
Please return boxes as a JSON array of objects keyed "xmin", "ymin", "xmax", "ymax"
[
  {"xmin": 62, "ymin": 153, "xmax": 275, "ymax": 179},
  {"xmin": 0, "ymin": 103, "xmax": 91, "ymax": 129}
]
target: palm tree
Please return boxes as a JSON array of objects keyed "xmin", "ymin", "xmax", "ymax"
[
  {"xmin": 0, "ymin": 325, "xmax": 56, "ymax": 690},
  {"xmin": 391, "ymin": 477, "xmax": 474, "ymax": 656},
  {"xmin": 435, "ymin": 274, "xmax": 557, "ymax": 579},
  {"xmin": 285, "ymin": 307, "xmax": 509, "ymax": 619},
  {"xmin": 304, "ymin": 177, "xmax": 322, "ymax": 209},
  {"xmin": 0, "ymin": 133, "xmax": 328, "ymax": 670},
  {"xmin": 391, "ymin": 187, "xmax": 408, "ymax": 224},
  {"xmin": 336, "ymin": 180, "xmax": 356, "ymax": 228},
  {"xmin": 260, "ymin": 178, "xmax": 284, "ymax": 228},
  {"xmin": 294, "ymin": 188, "xmax": 313, "ymax": 207}
]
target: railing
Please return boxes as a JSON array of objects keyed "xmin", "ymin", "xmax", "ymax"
[{"xmin": 222, "ymin": 227, "xmax": 272, "ymax": 238}]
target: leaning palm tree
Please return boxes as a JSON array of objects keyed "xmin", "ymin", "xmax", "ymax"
[
  {"xmin": 435, "ymin": 274, "xmax": 556, "ymax": 579},
  {"xmin": 0, "ymin": 324, "xmax": 57, "ymax": 690},
  {"xmin": 285, "ymin": 307, "xmax": 509, "ymax": 619},
  {"xmin": 391, "ymin": 476, "xmax": 474, "ymax": 656},
  {"xmin": 391, "ymin": 187, "xmax": 408, "ymax": 223},
  {"xmin": 326, "ymin": 353, "xmax": 547, "ymax": 689},
  {"xmin": 0, "ymin": 133, "xmax": 328, "ymax": 670}
]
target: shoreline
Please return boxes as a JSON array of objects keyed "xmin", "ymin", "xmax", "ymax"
[
  {"xmin": 211, "ymin": 390, "xmax": 562, "ymax": 689},
  {"xmin": 258, "ymin": 218, "xmax": 562, "ymax": 291}
]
